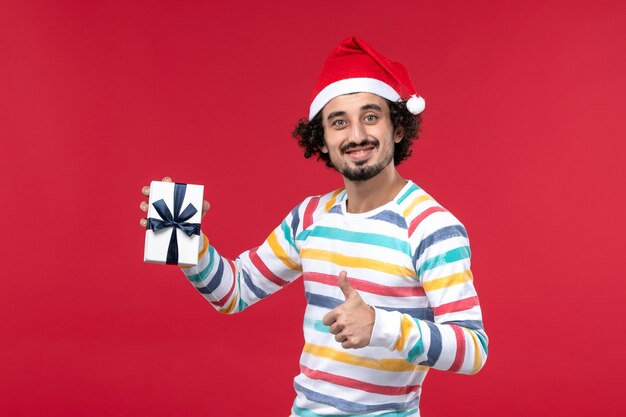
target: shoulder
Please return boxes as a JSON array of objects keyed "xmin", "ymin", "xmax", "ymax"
[
  {"xmin": 290, "ymin": 187, "xmax": 346, "ymax": 231},
  {"xmin": 398, "ymin": 181, "xmax": 468, "ymax": 243}
]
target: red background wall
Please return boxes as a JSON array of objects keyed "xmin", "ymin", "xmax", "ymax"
[{"xmin": 1, "ymin": 1, "xmax": 625, "ymax": 416}]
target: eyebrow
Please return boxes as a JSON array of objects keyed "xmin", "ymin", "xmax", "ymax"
[
  {"xmin": 325, "ymin": 103, "xmax": 384, "ymax": 121},
  {"xmin": 326, "ymin": 110, "xmax": 346, "ymax": 121},
  {"xmin": 361, "ymin": 103, "xmax": 383, "ymax": 112}
]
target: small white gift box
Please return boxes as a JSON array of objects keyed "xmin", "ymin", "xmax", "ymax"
[{"xmin": 144, "ymin": 181, "xmax": 204, "ymax": 266}]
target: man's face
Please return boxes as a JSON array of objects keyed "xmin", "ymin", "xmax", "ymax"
[{"xmin": 320, "ymin": 92, "xmax": 403, "ymax": 182}]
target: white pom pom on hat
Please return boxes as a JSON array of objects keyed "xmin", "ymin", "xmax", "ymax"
[
  {"xmin": 308, "ymin": 36, "xmax": 425, "ymax": 120},
  {"xmin": 406, "ymin": 95, "xmax": 426, "ymax": 115}
]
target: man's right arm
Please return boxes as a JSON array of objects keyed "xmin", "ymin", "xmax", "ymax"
[
  {"xmin": 179, "ymin": 221, "xmax": 303, "ymax": 313},
  {"xmin": 140, "ymin": 178, "xmax": 309, "ymax": 314}
]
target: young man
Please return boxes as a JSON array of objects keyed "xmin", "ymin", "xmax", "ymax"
[{"xmin": 140, "ymin": 37, "xmax": 488, "ymax": 416}]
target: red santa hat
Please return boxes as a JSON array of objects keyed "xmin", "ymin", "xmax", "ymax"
[{"xmin": 308, "ymin": 36, "xmax": 425, "ymax": 120}]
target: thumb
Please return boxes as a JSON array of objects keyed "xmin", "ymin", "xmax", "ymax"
[{"xmin": 338, "ymin": 271, "xmax": 356, "ymax": 299}]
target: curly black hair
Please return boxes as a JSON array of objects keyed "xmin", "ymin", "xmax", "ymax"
[{"xmin": 292, "ymin": 99, "xmax": 422, "ymax": 168}]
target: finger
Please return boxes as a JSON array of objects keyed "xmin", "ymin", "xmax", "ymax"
[
  {"xmin": 142, "ymin": 185, "xmax": 150, "ymax": 196},
  {"xmin": 322, "ymin": 310, "xmax": 337, "ymax": 327},
  {"xmin": 139, "ymin": 218, "xmax": 147, "ymax": 228},
  {"xmin": 329, "ymin": 322, "xmax": 344, "ymax": 335},
  {"xmin": 140, "ymin": 201, "xmax": 149, "ymax": 212},
  {"xmin": 338, "ymin": 271, "xmax": 356, "ymax": 299},
  {"xmin": 162, "ymin": 177, "xmax": 172, "ymax": 182},
  {"xmin": 335, "ymin": 333, "xmax": 347, "ymax": 343},
  {"xmin": 202, "ymin": 200, "xmax": 210, "ymax": 217}
]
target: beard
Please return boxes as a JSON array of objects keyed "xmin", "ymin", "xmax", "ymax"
[{"xmin": 336, "ymin": 139, "xmax": 394, "ymax": 181}]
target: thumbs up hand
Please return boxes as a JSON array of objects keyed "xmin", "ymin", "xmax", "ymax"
[{"xmin": 322, "ymin": 271, "xmax": 375, "ymax": 349}]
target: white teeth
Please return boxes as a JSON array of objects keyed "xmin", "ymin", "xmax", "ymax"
[
  {"xmin": 349, "ymin": 149, "xmax": 368, "ymax": 155},
  {"xmin": 348, "ymin": 149, "xmax": 370, "ymax": 159}
]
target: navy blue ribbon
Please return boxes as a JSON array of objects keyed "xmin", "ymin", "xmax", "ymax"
[{"xmin": 147, "ymin": 183, "xmax": 201, "ymax": 265}]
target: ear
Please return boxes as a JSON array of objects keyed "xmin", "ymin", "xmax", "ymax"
[
  {"xmin": 394, "ymin": 126, "xmax": 405, "ymax": 143},
  {"xmin": 320, "ymin": 142, "xmax": 328, "ymax": 153}
]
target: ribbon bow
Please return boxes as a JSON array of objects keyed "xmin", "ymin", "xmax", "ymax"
[{"xmin": 147, "ymin": 183, "xmax": 201, "ymax": 265}]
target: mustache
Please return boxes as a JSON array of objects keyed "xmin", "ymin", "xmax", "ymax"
[{"xmin": 340, "ymin": 139, "xmax": 380, "ymax": 154}]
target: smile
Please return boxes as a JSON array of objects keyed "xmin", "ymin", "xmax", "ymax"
[{"xmin": 344, "ymin": 145, "xmax": 375, "ymax": 161}]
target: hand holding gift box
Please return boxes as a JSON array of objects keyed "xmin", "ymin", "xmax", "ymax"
[{"xmin": 140, "ymin": 178, "xmax": 206, "ymax": 266}]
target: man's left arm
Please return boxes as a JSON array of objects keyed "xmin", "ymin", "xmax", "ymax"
[
  {"xmin": 372, "ymin": 214, "xmax": 488, "ymax": 374},
  {"xmin": 324, "ymin": 214, "xmax": 488, "ymax": 375}
]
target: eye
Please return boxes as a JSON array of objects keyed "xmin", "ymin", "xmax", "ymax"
[
  {"xmin": 331, "ymin": 119, "xmax": 347, "ymax": 128},
  {"xmin": 364, "ymin": 114, "xmax": 378, "ymax": 123}
]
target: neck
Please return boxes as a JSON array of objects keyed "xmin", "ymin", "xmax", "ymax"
[{"xmin": 343, "ymin": 164, "xmax": 407, "ymax": 213}]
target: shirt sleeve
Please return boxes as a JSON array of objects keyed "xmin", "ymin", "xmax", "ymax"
[
  {"xmin": 369, "ymin": 211, "xmax": 488, "ymax": 375},
  {"xmin": 178, "ymin": 199, "xmax": 309, "ymax": 314}
]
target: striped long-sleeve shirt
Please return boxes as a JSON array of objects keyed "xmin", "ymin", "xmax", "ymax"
[{"xmin": 181, "ymin": 181, "xmax": 488, "ymax": 416}]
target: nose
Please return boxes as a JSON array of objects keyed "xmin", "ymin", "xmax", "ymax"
[{"xmin": 349, "ymin": 120, "xmax": 367, "ymax": 143}]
